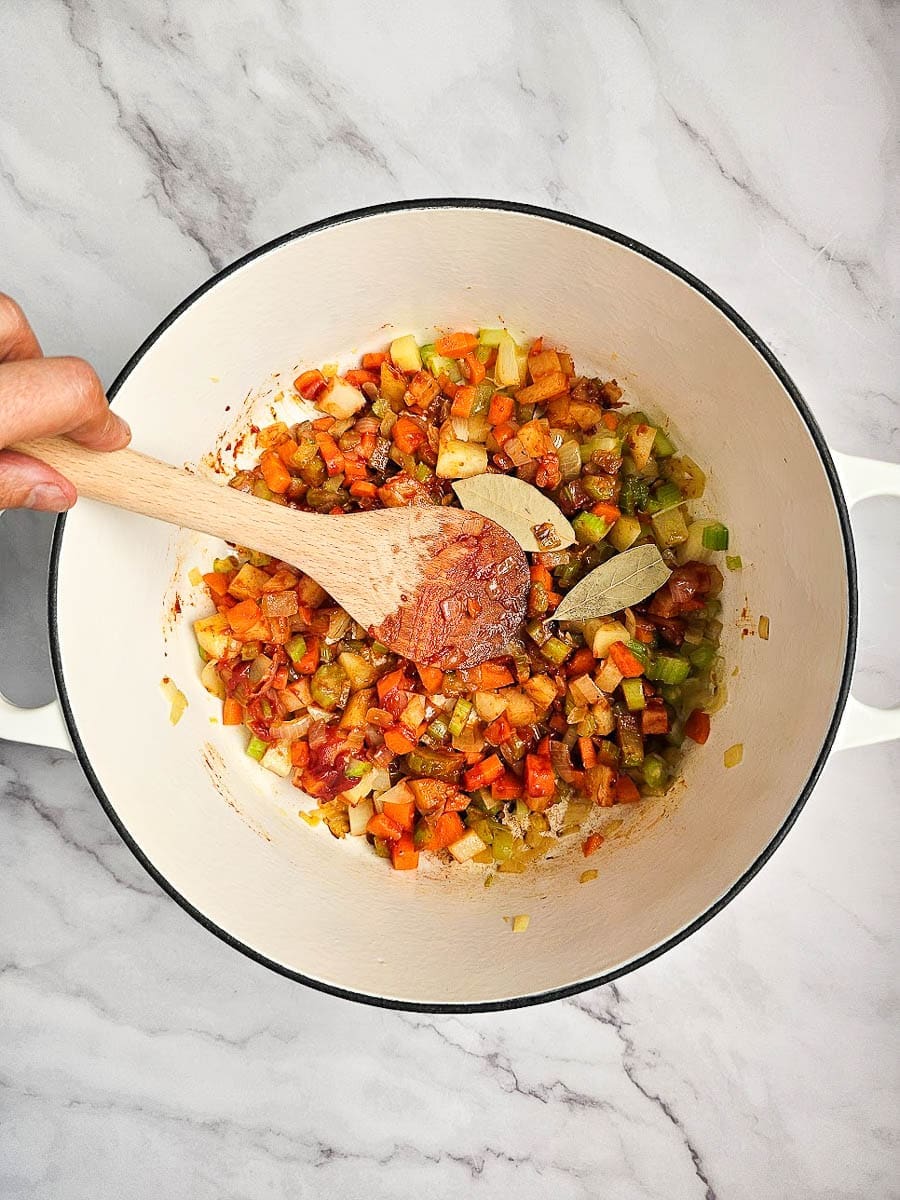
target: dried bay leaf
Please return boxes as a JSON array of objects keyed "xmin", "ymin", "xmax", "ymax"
[
  {"xmin": 452, "ymin": 474, "xmax": 575, "ymax": 552},
  {"xmin": 551, "ymin": 544, "xmax": 671, "ymax": 621}
]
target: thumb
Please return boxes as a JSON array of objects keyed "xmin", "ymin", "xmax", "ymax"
[{"xmin": 0, "ymin": 448, "xmax": 77, "ymax": 511}]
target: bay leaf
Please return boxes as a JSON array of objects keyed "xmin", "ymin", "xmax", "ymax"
[
  {"xmin": 551, "ymin": 543, "xmax": 671, "ymax": 621},
  {"xmin": 452, "ymin": 474, "xmax": 575, "ymax": 552}
]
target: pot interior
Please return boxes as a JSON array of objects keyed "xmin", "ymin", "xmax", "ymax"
[{"xmin": 53, "ymin": 205, "xmax": 851, "ymax": 1006}]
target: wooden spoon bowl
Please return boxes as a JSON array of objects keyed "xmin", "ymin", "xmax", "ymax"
[{"xmin": 16, "ymin": 436, "xmax": 529, "ymax": 668}]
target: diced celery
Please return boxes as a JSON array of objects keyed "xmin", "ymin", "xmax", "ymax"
[
  {"xmin": 540, "ymin": 637, "xmax": 572, "ymax": 665},
  {"xmin": 573, "ymin": 512, "xmax": 611, "ymax": 545},
  {"xmin": 702, "ymin": 522, "xmax": 729, "ymax": 551},
  {"xmin": 643, "ymin": 755, "xmax": 668, "ymax": 789},
  {"xmin": 653, "ymin": 428, "xmax": 677, "ymax": 458},
  {"xmin": 246, "ymin": 736, "xmax": 267, "ymax": 761},
  {"xmin": 491, "ymin": 828, "xmax": 515, "ymax": 861},
  {"xmin": 651, "ymin": 505, "xmax": 689, "ymax": 547},
  {"xmin": 648, "ymin": 655, "xmax": 691, "ymax": 685},
  {"xmin": 619, "ymin": 475, "xmax": 650, "ymax": 515},
  {"xmin": 645, "ymin": 481, "xmax": 683, "ymax": 514},
  {"xmin": 286, "ymin": 634, "xmax": 307, "ymax": 664},
  {"xmin": 621, "ymin": 678, "xmax": 646, "ymax": 711},
  {"xmin": 726, "ymin": 555, "xmax": 743, "ymax": 571},
  {"xmin": 608, "ymin": 515, "xmax": 642, "ymax": 552},
  {"xmin": 478, "ymin": 328, "xmax": 507, "ymax": 346},
  {"xmin": 689, "ymin": 641, "xmax": 717, "ymax": 670},
  {"xmin": 421, "ymin": 346, "xmax": 463, "ymax": 382},
  {"xmin": 664, "ymin": 455, "xmax": 706, "ymax": 499},
  {"xmin": 448, "ymin": 698, "xmax": 473, "ymax": 738},
  {"xmin": 344, "ymin": 759, "xmax": 371, "ymax": 779}
]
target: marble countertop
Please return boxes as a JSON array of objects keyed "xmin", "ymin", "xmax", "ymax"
[{"xmin": 1, "ymin": 3, "xmax": 897, "ymax": 1197}]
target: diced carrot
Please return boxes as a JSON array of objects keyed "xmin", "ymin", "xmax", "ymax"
[
  {"xmin": 479, "ymin": 662, "xmax": 514, "ymax": 689},
  {"xmin": 227, "ymin": 598, "xmax": 261, "ymax": 635},
  {"xmin": 488, "ymin": 392, "xmax": 514, "ymax": 426},
  {"xmin": 314, "ymin": 431, "xmax": 345, "ymax": 476},
  {"xmin": 311, "ymin": 415, "xmax": 335, "ymax": 431},
  {"xmin": 377, "ymin": 668, "xmax": 407, "ymax": 705},
  {"xmin": 367, "ymin": 812, "xmax": 403, "ymax": 841},
  {"xmin": 525, "ymin": 753, "xmax": 555, "ymax": 798},
  {"xmin": 536, "ymin": 735, "xmax": 551, "ymax": 757},
  {"xmin": 392, "ymin": 414, "xmax": 425, "ymax": 454},
  {"xmin": 582, "ymin": 832, "xmax": 604, "ymax": 857},
  {"xmin": 591, "ymin": 502, "xmax": 621, "ymax": 525},
  {"xmin": 528, "ymin": 336, "xmax": 544, "ymax": 356},
  {"xmin": 344, "ymin": 368, "xmax": 378, "ymax": 387},
  {"xmin": 491, "ymin": 770, "xmax": 523, "ymax": 801},
  {"xmin": 421, "ymin": 811, "xmax": 465, "ymax": 851},
  {"xmin": 575, "ymin": 737, "xmax": 596, "ymax": 770},
  {"xmin": 608, "ymin": 641, "xmax": 645, "ymax": 678},
  {"xmin": 384, "ymin": 727, "xmax": 416, "ymax": 755},
  {"xmin": 275, "ymin": 436, "xmax": 299, "ymax": 465},
  {"xmin": 436, "ymin": 371, "xmax": 459, "ymax": 398},
  {"xmin": 417, "ymin": 665, "xmax": 444, "ymax": 693},
  {"xmin": 294, "ymin": 635, "xmax": 320, "ymax": 674},
  {"xmin": 615, "ymin": 775, "xmax": 642, "ymax": 803},
  {"xmin": 342, "ymin": 454, "xmax": 368, "ymax": 482},
  {"xmin": 463, "ymin": 352, "xmax": 486, "ymax": 385},
  {"xmin": 391, "ymin": 834, "xmax": 419, "ymax": 871},
  {"xmin": 350, "ymin": 480, "xmax": 379, "ymax": 499},
  {"xmin": 684, "ymin": 709, "xmax": 711, "ymax": 745},
  {"xmin": 361, "ymin": 351, "xmax": 388, "ymax": 370},
  {"xmin": 435, "ymin": 331, "xmax": 478, "ymax": 357},
  {"xmin": 222, "ymin": 697, "xmax": 243, "ymax": 726},
  {"xmin": 382, "ymin": 798, "xmax": 416, "ymax": 832},
  {"xmin": 203, "ymin": 571, "xmax": 231, "ymax": 599},
  {"xmin": 566, "ymin": 647, "xmax": 595, "ymax": 677},
  {"xmin": 294, "ymin": 369, "xmax": 326, "ymax": 400},
  {"xmin": 260, "ymin": 450, "xmax": 292, "ymax": 494},
  {"xmin": 290, "ymin": 741, "xmax": 310, "ymax": 767},
  {"xmin": 484, "ymin": 712, "xmax": 513, "ymax": 746},
  {"xmin": 491, "ymin": 421, "xmax": 518, "ymax": 446},
  {"xmin": 601, "ymin": 411, "xmax": 620, "ymax": 430},
  {"xmin": 450, "ymin": 385, "xmax": 476, "ymax": 418},
  {"xmin": 463, "ymin": 755, "xmax": 504, "ymax": 790}
]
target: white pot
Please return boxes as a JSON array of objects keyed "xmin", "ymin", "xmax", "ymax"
[{"xmin": 2, "ymin": 201, "xmax": 898, "ymax": 1010}]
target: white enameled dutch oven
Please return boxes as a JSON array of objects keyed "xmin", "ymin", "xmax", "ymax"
[{"xmin": 2, "ymin": 201, "xmax": 898, "ymax": 1011}]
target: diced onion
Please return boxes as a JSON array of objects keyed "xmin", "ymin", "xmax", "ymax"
[
  {"xmin": 511, "ymin": 914, "xmax": 530, "ymax": 933},
  {"xmin": 724, "ymin": 743, "xmax": 743, "ymax": 768},
  {"xmin": 160, "ymin": 677, "xmax": 188, "ymax": 726}
]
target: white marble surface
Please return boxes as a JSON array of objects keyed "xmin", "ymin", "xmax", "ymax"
[{"xmin": 1, "ymin": 1, "xmax": 898, "ymax": 1196}]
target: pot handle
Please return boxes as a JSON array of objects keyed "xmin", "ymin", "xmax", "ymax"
[
  {"xmin": 0, "ymin": 507, "xmax": 71, "ymax": 751},
  {"xmin": 0, "ymin": 690, "xmax": 71, "ymax": 751},
  {"xmin": 831, "ymin": 450, "xmax": 900, "ymax": 751}
]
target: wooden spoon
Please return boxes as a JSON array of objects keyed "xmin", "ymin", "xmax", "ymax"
[{"xmin": 17, "ymin": 436, "xmax": 530, "ymax": 669}]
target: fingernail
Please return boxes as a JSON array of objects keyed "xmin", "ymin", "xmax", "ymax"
[
  {"xmin": 25, "ymin": 484, "xmax": 72, "ymax": 511},
  {"xmin": 112, "ymin": 414, "xmax": 131, "ymax": 444}
]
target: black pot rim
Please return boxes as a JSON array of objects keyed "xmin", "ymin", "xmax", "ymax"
[{"xmin": 47, "ymin": 198, "xmax": 857, "ymax": 1013}]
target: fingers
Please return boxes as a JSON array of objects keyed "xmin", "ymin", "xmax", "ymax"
[
  {"xmin": 0, "ymin": 292, "xmax": 43, "ymax": 362},
  {"xmin": 0, "ymin": 356, "xmax": 130, "ymax": 451},
  {"xmin": 0, "ymin": 449, "xmax": 77, "ymax": 511}
]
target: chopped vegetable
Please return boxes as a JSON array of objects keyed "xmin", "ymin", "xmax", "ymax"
[
  {"xmin": 195, "ymin": 328, "xmax": 727, "ymax": 875},
  {"xmin": 724, "ymin": 743, "xmax": 744, "ymax": 768}
]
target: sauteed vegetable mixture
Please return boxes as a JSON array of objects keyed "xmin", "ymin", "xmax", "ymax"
[{"xmin": 194, "ymin": 330, "xmax": 729, "ymax": 873}]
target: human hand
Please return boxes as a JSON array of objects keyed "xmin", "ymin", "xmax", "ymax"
[{"xmin": 0, "ymin": 293, "xmax": 131, "ymax": 511}]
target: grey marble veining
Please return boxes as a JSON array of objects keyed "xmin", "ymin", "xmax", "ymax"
[{"xmin": 1, "ymin": 2, "xmax": 898, "ymax": 1197}]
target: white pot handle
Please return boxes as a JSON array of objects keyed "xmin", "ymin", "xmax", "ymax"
[
  {"xmin": 0, "ymin": 507, "xmax": 71, "ymax": 751},
  {"xmin": 831, "ymin": 450, "xmax": 900, "ymax": 751},
  {"xmin": 0, "ymin": 690, "xmax": 71, "ymax": 751}
]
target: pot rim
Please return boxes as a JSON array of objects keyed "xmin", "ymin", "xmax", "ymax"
[{"xmin": 47, "ymin": 197, "xmax": 858, "ymax": 1012}]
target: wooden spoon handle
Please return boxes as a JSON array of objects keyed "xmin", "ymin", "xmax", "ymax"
[{"xmin": 13, "ymin": 436, "xmax": 323, "ymax": 566}]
